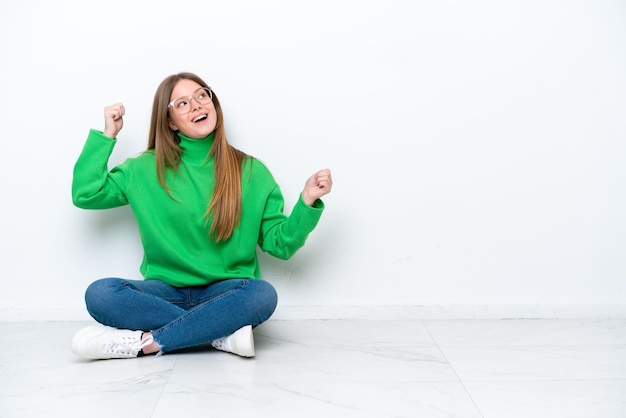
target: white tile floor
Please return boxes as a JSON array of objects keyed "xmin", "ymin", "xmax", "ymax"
[{"xmin": 1, "ymin": 319, "xmax": 626, "ymax": 417}]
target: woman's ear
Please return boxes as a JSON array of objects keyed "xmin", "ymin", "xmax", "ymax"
[{"xmin": 169, "ymin": 121, "xmax": 179, "ymax": 131}]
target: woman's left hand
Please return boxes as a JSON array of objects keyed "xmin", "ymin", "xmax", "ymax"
[{"xmin": 302, "ymin": 169, "xmax": 333, "ymax": 206}]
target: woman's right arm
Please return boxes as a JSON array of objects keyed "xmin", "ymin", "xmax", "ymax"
[{"xmin": 72, "ymin": 104, "xmax": 129, "ymax": 209}]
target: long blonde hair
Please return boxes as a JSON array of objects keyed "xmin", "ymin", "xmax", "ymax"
[{"xmin": 147, "ymin": 72, "xmax": 248, "ymax": 241}]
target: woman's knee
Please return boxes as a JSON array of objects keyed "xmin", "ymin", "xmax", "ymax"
[
  {"xmin": 249, "ymin": 279, "xmax": 278, "ymax": 317},
  {"xmin": 84, "ymin": 278, "xmax": 124, "ymax": 315}
]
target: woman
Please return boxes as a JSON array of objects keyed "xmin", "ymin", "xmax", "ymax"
[{"xmin": 71, "ymin": 72, "xmax": 332, "ymax": 360}]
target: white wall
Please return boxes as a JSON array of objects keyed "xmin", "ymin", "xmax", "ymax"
[{"xmin": 1, "ymin": 0, "xmax": 625, "ymax": 320}]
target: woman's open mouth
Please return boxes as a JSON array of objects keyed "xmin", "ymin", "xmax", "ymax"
[{"xmin": 192, "ymin": 114, "xmax": 208, "ymax": 123}]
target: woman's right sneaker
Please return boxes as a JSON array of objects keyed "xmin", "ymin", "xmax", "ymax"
[{"xmin": 211, "ymin": 325, "xmax": 255, "ymax": 357}]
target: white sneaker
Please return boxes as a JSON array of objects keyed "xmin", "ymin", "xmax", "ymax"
[
  {"xmin": 71, "ymin": 325, "xmax": 147, "ymax": 360},
  {"xmin": 211, "ymin": 325, "xmax": 255, "ymax": 357}
]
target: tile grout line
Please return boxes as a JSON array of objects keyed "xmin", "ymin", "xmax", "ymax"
[
  {"xmin": 148, "ymin": 353, "xmax": 179, "ymax": 418},
  {"xmin": 422, "ymin": 320, "xmax": 486, "ymax": 418}
]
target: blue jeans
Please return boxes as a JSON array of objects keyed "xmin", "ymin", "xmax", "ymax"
[{"xmin": 84, "ymin": 278, "xmax": 278, "ymax": 353}]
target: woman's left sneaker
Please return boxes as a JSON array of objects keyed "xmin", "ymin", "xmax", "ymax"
[{"xmin": 71, "ymin": 325, "xmax": 146, "ymax": 360}]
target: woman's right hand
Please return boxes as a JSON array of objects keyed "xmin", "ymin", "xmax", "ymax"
[{"xmin": 103, "ymin": 103, "xmax": 125, "ymax": 139}]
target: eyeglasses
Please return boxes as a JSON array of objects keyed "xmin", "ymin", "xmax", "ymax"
[{"xmin": 168, "ymin": 87, "xmax": 213, "ymax": 114}]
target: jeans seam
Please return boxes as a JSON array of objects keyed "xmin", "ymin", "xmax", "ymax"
[
  {"xmin": 121, "ymin": 281, "xmax": 187, "ymax": 305},
  {"xmin": 151, "ymin": 279, "xmax": 248, "ymax": 346}
]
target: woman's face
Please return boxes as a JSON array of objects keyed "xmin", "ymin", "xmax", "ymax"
[{"xmin": 168, "ymin": 78, "xmax": 217, "ymax": 139}]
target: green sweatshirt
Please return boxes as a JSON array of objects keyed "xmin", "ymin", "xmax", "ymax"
[{"xmin": 72, "ymin": 129, "xmax": 324, "ymax": 287}]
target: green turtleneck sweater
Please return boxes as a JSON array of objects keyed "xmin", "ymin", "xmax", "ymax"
[{"xmin": 72, "ymin": 129, "xmax": 324, "ymax": 287}]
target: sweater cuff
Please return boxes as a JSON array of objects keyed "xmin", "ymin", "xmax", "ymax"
[
  {"xmin": 297, "ymin": 193, "xmax": 325, "ymax": 212},
  {"xmin": 283, "ymin": 194, "xmax": 324, "ymax": 241},
  {"xmin": 89, "ymin": 129, "xmax": 117, "ymax": 143}
]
